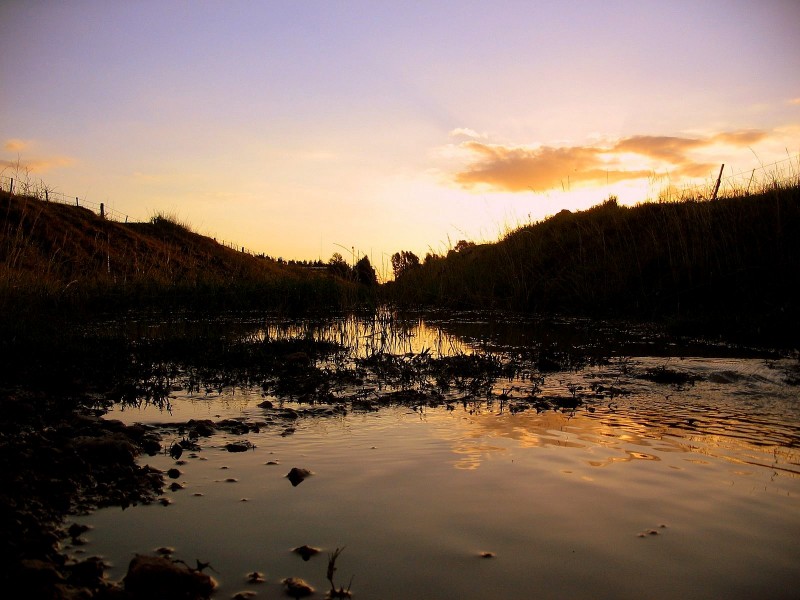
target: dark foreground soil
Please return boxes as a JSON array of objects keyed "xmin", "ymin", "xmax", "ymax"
[{"xmin": 0, "ymin": 389, "xmax": 222, "ymax": 599}]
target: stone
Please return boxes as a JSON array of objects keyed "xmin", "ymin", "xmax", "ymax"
[
  {"xmin": 123, "ymin": 554, "xmax": 216, "ymax": 599},
  {"xmin": 282, "ymin": 576, "xmax": 314, "ymax": 598},
  {"xmin": 286, "ymin": 467, "xmax": 312, "ymax": 487}
]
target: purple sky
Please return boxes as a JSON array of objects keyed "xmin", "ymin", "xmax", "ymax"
[{"xmin": 2, "ymin": 1, "xmax": 798, "ymax": 275}]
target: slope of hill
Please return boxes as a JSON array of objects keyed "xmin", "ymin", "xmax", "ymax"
[
  {"xmin": 387, "ymin": 185, "xmax": 800, "ymax": 342},
  {"xmin": 0, "ymin": 190, "xmax": 358, "ymax": 313}
]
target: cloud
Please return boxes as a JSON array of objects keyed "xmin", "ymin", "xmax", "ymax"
[
  {"xmin": 790, "ymin": 97, "xmax": 800, "ymax": 105},
  {"xmin": 1, "ymin": 138, "xmax": 76, "ymax": 174},
  {"xmin": 454, "ymin": 130, "xmax": 768, "ymax": 192},
  {"xmin": 449, "ymin": 127, "xmax": 487, "ymax": 139},
  {"xmin": 4, "ymin": 138, "xmax": 31, "ymax": 152},
  {"xmin": 711, "ymin": 130, "xmax": 768, "ymax": 145},
  {"xmin": 0, "ymin": 156, "xmax": 75, "ymax": 174},
  {"xmin": 612, "ymin": 136, "xmax": 705, "ymax": 162},
  {"xmin": 455, "ymin": 142, "xmax": 651, "ymax": 191}
]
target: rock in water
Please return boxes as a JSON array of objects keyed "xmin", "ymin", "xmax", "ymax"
[
  {"xmin": 286, "ymin": 467, "xmax": 312, "ymax": 487},
  {"xmin": 293, "ymin": 544, "xmax": 321, "ymax": 561},
  {"xmin": 282, "ymin": 576, "xmax": 314, "ymax": 598},
  {"xmin": 124, "ymin": 554, "xmax": 216, "ymax": 599},
  {"xmin": 225, "ymin": 441, "xmax": 251, "ymax": 452}
]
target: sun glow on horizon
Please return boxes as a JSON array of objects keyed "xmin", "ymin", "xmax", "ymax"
[{"xmin": 1, "ymin": 2, "xmax": 798, "ymax": 265}]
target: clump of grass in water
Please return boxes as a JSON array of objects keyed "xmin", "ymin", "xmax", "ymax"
[{"xmin": 326, "ymin": 546, "xmax": 353, "ymax": 599}]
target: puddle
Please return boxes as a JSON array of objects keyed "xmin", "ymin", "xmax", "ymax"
[{"xmin": 71, "ymin": 312, "xmax": 799, "ymax": 599}]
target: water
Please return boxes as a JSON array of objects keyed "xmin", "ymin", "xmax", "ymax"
[{"xmin": 69, "ymin": 313, "xmax": 800, "ymax": 599}]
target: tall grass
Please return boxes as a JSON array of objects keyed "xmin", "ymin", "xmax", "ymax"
[
  {"xmin": 0, "ymin": 190, "xmax": 370, "ymax": 318},
  {"xmin": 386, "ymin": 169, "xmax": 800, "ymax": 342}
]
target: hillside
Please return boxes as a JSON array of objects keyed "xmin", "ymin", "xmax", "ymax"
[
  {"xmin": 0, "ymin": 190, "xmax": 357, "ymax": 313},
  {"xmin": 387, "ymin": 185, "xmax": 800, "ymax": 342}
]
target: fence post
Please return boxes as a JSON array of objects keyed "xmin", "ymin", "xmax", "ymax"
[
  {"xmin": 746, "ymin": 169, "xmax": 755, "ymax": 195},
  {"xmin": 45, "ymin": 190, "xmax": 49, "ymax": 202},
  {"xmin": 76, "ymin": 197, "xmax": 79, "ymax": 206},
  {"xmin": 711, "ymin": 164, "xmax": 724, "ymax": 200},
  {"xmin": 100, "ymin": 203, "xmax": 105, "ymax": 218},
  {"xmin": 9, "ymin": 178, "xmax": 13, "ymax": 195}
]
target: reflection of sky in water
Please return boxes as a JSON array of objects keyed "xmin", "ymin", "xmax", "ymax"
[
  {"xmin": 93, "ymin": 315, "xmax": 800, "ymax": 599},
  {"xmin": 254, "ymin": 311, "xmax": 472, "ymax": 359}
]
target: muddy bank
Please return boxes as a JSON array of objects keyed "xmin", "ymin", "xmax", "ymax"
[{"xmin": 0, "ymin": 389, "xmax": 174, "ymax": 599}]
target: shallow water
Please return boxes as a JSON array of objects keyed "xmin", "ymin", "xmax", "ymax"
[{"xmin": 70, "ymin": 314, "xmax": 799, "ymax": 599}]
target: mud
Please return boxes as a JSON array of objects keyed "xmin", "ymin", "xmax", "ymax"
[{"xmin": 0, "ymin": 390, "xmax": 178, "ymax": 598}]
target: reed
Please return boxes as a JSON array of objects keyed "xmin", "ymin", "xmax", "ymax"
[{"xmin": 387, "ymin": 176, "xmax": 800, "ymax": 343}]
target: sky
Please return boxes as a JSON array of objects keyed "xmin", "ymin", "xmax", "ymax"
[{"xmin": 1, "ymin": 1, "xmax": 798, "ymax": 279}]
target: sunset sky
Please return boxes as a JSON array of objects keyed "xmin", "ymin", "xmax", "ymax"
[{"xmin": 1, "ymin": 1, "xmax": 798, "ymax": 278}]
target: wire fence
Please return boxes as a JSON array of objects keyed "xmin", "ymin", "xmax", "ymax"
[
  {"xmin": 0, "ymin": 173, "xmax": 130, "ymax": 222},
  {"xmin": 657, "ymin": 154, "xmax": 799, "ymax": 201},
  {"xmin": 0, "ymin": 173, "xmax": 268, "ymax": 257},
  {"xmin": 3, "ymin": 153, "xmax": 797, "ymax": 263}
]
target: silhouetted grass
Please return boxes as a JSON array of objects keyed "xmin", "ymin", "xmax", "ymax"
[
  {"xmin": 0, "ymin": 190, "xmax": 373, "ymax": 317},
  {"xmin": 386, "ymin": 180, "xmax": 800, "ymax": 343}
]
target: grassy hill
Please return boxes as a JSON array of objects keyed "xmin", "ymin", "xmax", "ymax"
[
  {"xmin": 387, "ymin": 184, "xmax": 800, "ymax": 342},
  {"xmin": 1, "ymin": 190, "xmax": 361, "ymax": 314}
]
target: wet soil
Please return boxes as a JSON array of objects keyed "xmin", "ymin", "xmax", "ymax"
[{"xmin": 0, "ymin": 389, "xmax": 170, "ymax": 598}]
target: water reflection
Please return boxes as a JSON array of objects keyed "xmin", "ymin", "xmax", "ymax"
[
  {"xmin": 90, "ymin": 310, "xmax": 799, "ymax": 599},
  {"xmin": 254, "ymin": 310, "xmax": 471, "ymax": 359}
]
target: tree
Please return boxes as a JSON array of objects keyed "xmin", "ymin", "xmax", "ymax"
[
  {"xmin": 327, "ymin": 252, "xmax": 352, "ymax": 280},
  {"xmin": 354, "ymin": 255, "xmax": 378, "ymax": 286},
  {"xmin": 390, "ymin": 250, "xmax": 420, "ymax": 279},
  {"xmin": 453, "ymin": 239, "xmax": 475, "ymax": 253}
]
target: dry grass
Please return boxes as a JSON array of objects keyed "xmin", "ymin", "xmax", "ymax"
[
  {"xmin": 0, "ymin": 190, "xmax": 365, "ymax": 315},
  {"xmin": 387, "ymin": 178, "xmax": 800, "ymax": 342}
]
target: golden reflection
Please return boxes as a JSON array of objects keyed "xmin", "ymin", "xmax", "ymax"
[
  {"xmin": 255, "ymin": 311, "xmax": 470, "ymax": 359},
  {"xmin": 432, "ymin": 398, "xmax": 798, "ymax": 478}
]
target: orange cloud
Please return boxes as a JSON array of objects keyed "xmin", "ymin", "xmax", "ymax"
[
  {"xmin": 711, "ymin": 130, "xmax": 768, "ymax": 145},
  {"xmin": 455, "ymin": 142, "xmax": 650, "ymax": 191},
  {"xmin": 454, "ymin": 130, "xmax": 767, "ymax": 192},
  {"xmin": 4, "ymin": 138, "xmax": 31, "ymax": 152},
  {"xmin": 1, "ymin": 156, "xmax": 75, "ymax": 173},
  {"xmin": 612, "ymin": 135, "xmax": 704, "ymax": 161}
]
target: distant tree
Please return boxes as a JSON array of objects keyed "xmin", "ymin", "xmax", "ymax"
[
  {"xmin": 447, "ymin": 239, "xmax": 476, "ymax": 258},
  {"xmin": 327, "ymin": 252, "xmax": 352, "ymax": 279},
  {"xmin": 354, "ymin": 255, "xmax": 378, "ymax": 286},
  {"xmin": 390, "ymin": 250, "xmax": 421, "ymax": 279},
  {"xmin": 454, "ymin": 239, "xmax": 475, "ymax": 253}
]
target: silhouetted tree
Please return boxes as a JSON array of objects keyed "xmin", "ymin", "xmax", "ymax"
[
  {"xmin": 327, "ymin": 252, "xmax": 352, "ymax": 279},
  {"xmin": 354, "ymin": 255, "xmax": 378, "ymax": 286},
  {"xmin": 454, "ymin": 239, "xmax": 475, "ymax": 253},
  {"xmin": 390, "ymin": 250, "xmax": 420, "ymax": 279},
  {"xmin": 447, "ymin": 239, "xmax": 476, "ymax": 258}
]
